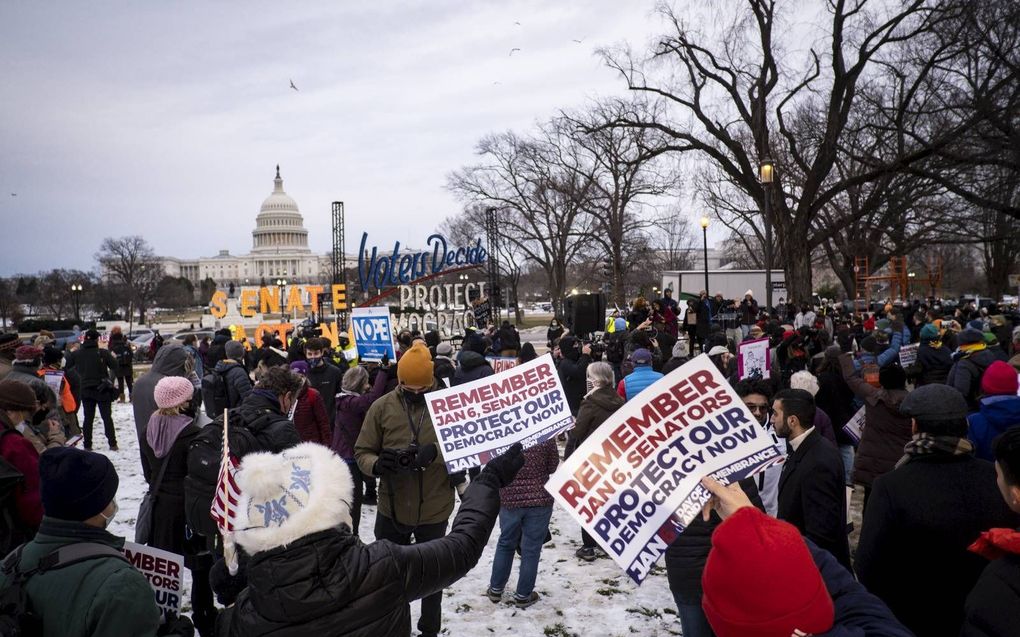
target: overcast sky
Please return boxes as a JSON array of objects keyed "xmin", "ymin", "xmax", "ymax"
[{"xmin": 0, "ymin": 1, "xmax": 721, "ymax": 276}]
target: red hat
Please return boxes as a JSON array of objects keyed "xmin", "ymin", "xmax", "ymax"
[
  {"xmin": 14, "ymin": 345, "xmax": 42, "ymax": 362},
  {"xmin": 982, "ymin": 361, "xmax": 1019, "ymax": 396},
  {"xmin": 702, "ymin": 508, "xmax": 834, "ymax": 637}
]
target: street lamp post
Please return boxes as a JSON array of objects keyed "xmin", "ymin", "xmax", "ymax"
[
  {"xmin": 760, "ymin": 156, "xmax": 775, "ymax": 313},
  {"xmin": 70, "ymin": 283, "xmax": 83, "ymax": 322},
  {"xmin": 700, "ymin": 216, "xmax": 710, "ymax": 294},
  {"xmin": 276, "ymin": 278, "xmax": 288, "ymax": 320}
]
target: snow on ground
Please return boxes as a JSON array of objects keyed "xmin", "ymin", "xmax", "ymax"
[{"xmin": 100, "ymin": 402, "xmax": 682, "ymax": 636}]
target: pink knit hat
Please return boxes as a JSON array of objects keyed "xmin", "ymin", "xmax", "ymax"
[{"xmin": 154, "ymin": 376, "xmax": 195, "ymax": 409}]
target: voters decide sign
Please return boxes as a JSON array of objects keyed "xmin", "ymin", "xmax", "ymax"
[
  {"xmin": 426, "ymin": 354, "xmax": 573, "ymax": 472},
  {"xmin": 351, "ymin": 306, "xmax": 397, "ymax": 362},
  {"xmin": 546, "ymin": 355, "xmax": 784, "ymax": 584}
]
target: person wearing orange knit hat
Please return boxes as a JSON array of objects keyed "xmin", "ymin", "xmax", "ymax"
[
  {"xmin": 355, "ymin": 341, "xmax": 454, "ymax": 637},
  {"xmin": 699, "ymin": 478, "xmax": 911, "ymax": 637}
]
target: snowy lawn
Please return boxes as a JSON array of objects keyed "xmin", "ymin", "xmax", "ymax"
[{"xmin": 102, "ymin": 402, "xmax": 682, "ymax": 636}]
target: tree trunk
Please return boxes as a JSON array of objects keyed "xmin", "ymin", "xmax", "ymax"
[{"xmin": 782, "ymin": 227, "xmax": 814, "ymax": 304}]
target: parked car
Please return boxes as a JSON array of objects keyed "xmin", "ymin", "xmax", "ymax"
[{"xmin": 169, "ymin": 330, "xmax": 214, "ymax": 344}]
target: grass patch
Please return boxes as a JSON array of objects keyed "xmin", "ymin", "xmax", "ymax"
[
  {"xmin": 626, "ymin": 606, "xmax": 661, "ymax": 619},
  {"xmin": 543, "ymin": 623, "xmax": 579, "ymax": 637},
  {"xmin": 596, "ymin": 586, "xmax": 624, "ymax": 597}
]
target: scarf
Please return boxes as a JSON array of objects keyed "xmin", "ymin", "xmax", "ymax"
[
  {"xmin": 959, "ymin": 342, "xmax": 987, "ymax": 356},
  {"xmin": 969, "ymin": 527, "xmax": 1020, "ymax": 560},
  {"xmin": 895, "ymin": 432, "xmax": 974, "ymax": 468},
  {"xmin": 146, "ymin": 413, "xmax": 194, "ymax": 459}
]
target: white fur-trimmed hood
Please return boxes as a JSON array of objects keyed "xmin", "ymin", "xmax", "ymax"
[{"xmin": 234, "ymin": 442, "xmax": 354, "ymax": 555}]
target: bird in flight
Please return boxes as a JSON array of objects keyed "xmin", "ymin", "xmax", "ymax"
[
  {"xmin": 289, "ymin": 79, "xmax": 299, "ymax": 91},
  {"xmin": 9, "ymin": 193, "xmax": 15, "ymax": 197},
  {"xmin": 493, "ymin": 81, "xmax": 502, "ymax": 85},
  {"xmin": 573, "ymin": 37, "xmax": 586, "ymax": 44},
  {"xmin": 509, "ymin": 48, "xmax": 520, "ymax": 56},
  {"xmin": 514, "ymin": 21, "xmax": 521, "ymax": 26}
]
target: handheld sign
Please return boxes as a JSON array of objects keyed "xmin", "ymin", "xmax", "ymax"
[
  {"xmin": 898, "ymin": 343, "xmax": 919, "ymax": 368},
  {"xmin": 842, "ymin": 405, "xmax": 866, "ymax": 445},
  {"xmin": 122, "ymin": 541, "xmax": 184, "ymax": 619},
  {"xmin": 426, "ymin": 354, "xmax": 572, "ymax": 472},
  {"xmin": 546, "ymin": 355, "xmax": 784, "ymax": 584},
  {"xmin": 737, "ymin": 337, "xmax": 771, "ymax": 380},
  {"xmin": 351, "ymin": 307, "xmax": 397, "ymax": 363},
  {"xmin": 484, "ymin": 356, "xmax": 519, "ymax": 374}
]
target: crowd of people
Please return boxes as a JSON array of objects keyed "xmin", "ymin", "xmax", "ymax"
[{"xmin": 0, "ymin": 289, "xmax": 1016, "ymax": 636}]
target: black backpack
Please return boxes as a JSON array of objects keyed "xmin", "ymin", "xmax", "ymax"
[
  {"xmin": 605, "ymin": 332, "xmax": 627, "ymax": 365},
  {"xmin": 184, "ymin": 417, "xmax": 257, "ymax": 538},
  {"xmin": 0, "ymin": 542, "xmax": 128, "ymax": 636},
  {"xmin": 201, "ymin": 369, "xmax": 229, "ymax": 419}
]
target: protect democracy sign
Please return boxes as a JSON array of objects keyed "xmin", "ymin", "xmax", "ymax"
[
  {"xmin": 546, "ymin": 355, "xmax": 784, "ymax": 584},
  {"xmin": 426, "ymin": 353, "xmax": 572, "ymax": 472},
  {"xmin": 351, "ymin": 306, "xmax": 397, "ymax": 362}
]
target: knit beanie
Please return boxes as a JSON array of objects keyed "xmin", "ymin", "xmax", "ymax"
[
  {"xmin": 397, "ymin": 342, "xmax": 434, "ymax": 387},
  {"xmin": 225, "ymin": 340, "xmax": 245, "ymax": 360},
  {"xmin": 860, "ymin": 336, "xmax": 879, "ymax": 354},
  {"xmin": 919, "ymin": 324, "xmax": 940, "ymax": 343},
  {"xmin": 154, "ymin": 376, "xmax": 196, "ymax": 409},
  {"xmin": 981, "ymin": 361, "xmax": 1019, "ymax": 396},
  {"xmin": 958, "ymin": 328, "xmax": 984, "ymax": 346},
  {"xmin": 631, "ymin": 348, "xmax": 653, "ymax": 365},
  {"xmin": 42, "ymin": 346, "xmax": 63, "ymax": 366},
  {"xmin": 84, "ymin": 329, "xmax": 100, "ymax": 341},
  {"xmin": 14, "ymin": 346, "xmax": 42, "ymax": 363},
  {"xmin": 702, "ymin": 507, "xmax": 834, "ymax": 637},
  {"xmin": 0, "ymin": 379, "xmax": 37, "ymax": 412},
  {"xmin": 436, "ymin": 342, "xmax": 453, "ymax": 357},
  {"xmin": 39, "ymin": 447, "xmax": 119, "ymax": 521},
  {"xmin": 289, "ymin": 361, "xmax": 309, "ymax": 376},
  {"xmin": 234, "ymin": 443, "xmax": 354, "ymax": 555}
]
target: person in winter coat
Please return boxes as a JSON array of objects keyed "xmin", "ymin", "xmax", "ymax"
[
  {"xmin": 39, "ymin": 346, "xmax": 80, "ymax": 438},
  {"xmin": 949, "ymin": 328, "xmax": 1003, "ymax": 410},
  {"xmin": 565, "ymin": 362, "xmax": 624, "ymax": 561},
  {"xmin": 454, "ymin": 349, "xmax": 493, "ymax": 385},
  {"xmin": 6, "ymin": 346, "xmax": 60, "ymax": 424},
  {"xmin": 855, "ymin": 384, "xmax": 1020, "ymax": 637},
  {"xmin": 556, "ymin": 336, "xmax": 592, "ymax": 416},
  {"xmin": 699, "ymin": 480, "xmax": 913, "ymax": 637},
  {"xmin": 108, "ymin": 327, "xmax": 134, "ymax": 402},
  {"xmin": 0, "ymin": 380, "xmax": 44, "ymax": 547},
  {"xmin": 617, "ymin": 348, "xmax": 663, "ymax": 401},
  {"xmin": 546, "ymin": 318, "xmax": 564, "ymax": 349},
  {"xmin": 17, "ymin": 381, "xmax": 67, "ymax": 454},
  {"xmin": 354, "ymin": 343, "xmax": 455, "ymax": 637},
  {"xmin": 209, "ymin": 340, "xmax": 254, "ymax": 411},
  {"xmin": 915, "ymin": 323, "xmax": 952, "ymax": 385},
  {"xmin": 206, "ymin": 329, "xmax": 231, "ymax": 367},
  {"xmin": 75, "ymin": 330, "xmax": 119, "ymax": 451},
  {"xmin": 0, "ymin": 446, "xmax": 194, "ymax": 637},
  {"xmin": 839, "ymin": 353, "xmax": 910, "ymax": 508},
  {"xmin": 332, "ymin": 364, "xmax": 391, "ymax": 536},
  {"xmin": 968, "ymin": 360, "xmax": 1020, "ymax": 461},
  {"xmin": 961, "ymin": 427, "xmax": 1020, "ymax": 636},
  {"xmin": 0, "ymin": 332, "xmax": 19, "ymax": 380},
  {"xmin": 495, "ymin": 321, "xmax": 521, "ymax": 356},
  {"xmin": 814, "ymin": 346, "xmax": 857, "ymax": 485},
  {"xmin": 133, "ymin": 343, "xmax": 200, "ymax": 483},
  {"xmin": 302, "ymin": 338, "xmax": 344, "ymax": 425},
  {"xmin": 433, "ymin": 342, "xmax": 456, "ymax": 387},
  {"xmin": 145, "ymin": 376, "xmax": 216, "ymax": 636},
  {"xmin": 517, "ymin": 342, "xmax": 538, "ymax": 364},
  {"xmin": 287, "ymin": 361, "xmax": 331, "ymax": 446},
  {"xmin": 212, "ymin": 441, "xmax": 524, "ymax": 637},
  {"xmin": 788, "ymin": 371, "xmax": 838, "ymax": 446},
  {"xmin": 486, "ymin": 438, "xmax": 558, "ymax": 608}
]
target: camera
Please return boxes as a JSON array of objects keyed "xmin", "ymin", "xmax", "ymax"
[{"xmin": 395, "ymin": 444, "xmax": 420, "ymax": 470}]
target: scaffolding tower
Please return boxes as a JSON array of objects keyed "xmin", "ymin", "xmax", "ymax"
[
  {"xmin": 331, "ymin": 201, "xmax": 348, "ymax": 329},
  {"xmin": 485, "ymin": 207, "xmax": 501, "ymax": 323}
]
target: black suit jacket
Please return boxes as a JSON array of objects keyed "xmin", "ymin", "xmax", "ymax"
[{"xmin": 777, "ymin": 428, "xmax": 851, "ymax": 569}]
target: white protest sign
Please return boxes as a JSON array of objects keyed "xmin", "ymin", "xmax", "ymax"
[
  {"xmin": 42, "ymin": 370, "xmax": 64, "ymax": 394},
  {"xmin": 485, "ymin": 356, "xmax": 519, "ymax": 374},
  {"xmin": 122, "ymin": 541, "xmax": 184, "ymax": 618},
  {"xmin": 351, "ymin": 306, "xmax": 397, "ymax": 362},
  {"xmin": 898, "ymin": 343, "xmax": 919, "ymax": 368},
  {"xmin": 737, "ymin": 337, "xmax": 771, "ymax": 380},
  {"xmin": 427, "ymin": 353, "xmax": 572, "ymax": 472},
  {"xmin": 842, "ymin": 405, "xmax": 866, "ymax": 445},
  {"xmin": 545, "ymin": 354, "xmax": 784, "ymax": 584}
]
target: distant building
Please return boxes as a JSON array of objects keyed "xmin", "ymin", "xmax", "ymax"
[{"xmin": 160, "ymin": 166, "xmax": 356, "ymax": 286}]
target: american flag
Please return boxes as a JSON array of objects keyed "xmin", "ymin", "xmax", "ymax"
[{"xmin": 210, "ymin": 409, "xmax": 241, "ymax": 573}]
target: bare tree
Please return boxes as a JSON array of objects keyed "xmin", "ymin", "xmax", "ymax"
[
  {"xmin": 649, "ymin": 209, "xmax": 698, "ymax": 272},
  {"xmin": 95, "ymin": 236, "xmax": 163, "ymax": 323},
  {"xmin": 0, "ymin": 278, "xmax": 18, "ymax": 328}
]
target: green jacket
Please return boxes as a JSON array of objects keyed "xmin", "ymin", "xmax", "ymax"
[
  {"xmin": 355, "ymin": 387, "xmax": 454, "ymax": 526},
  {"xmin": 0, "ymin": 517, "xmax": 161, "ymax": 637}
]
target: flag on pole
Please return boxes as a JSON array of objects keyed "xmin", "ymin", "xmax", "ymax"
[{"xmin": 210, "ymin": 409, "xmax": 241, "ymax": 574}]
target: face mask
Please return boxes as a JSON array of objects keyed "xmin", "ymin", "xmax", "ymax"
[
  {"xmin": 402, "ymin": 388, "xmax": 426, "ymax": 405},
  {"xmin": 100, "ymin": 499, "xmax": 119, "ymax": 528},
  {"xmin": 307, "ymin": 356, "xmax": 324, "ymax": 368}
]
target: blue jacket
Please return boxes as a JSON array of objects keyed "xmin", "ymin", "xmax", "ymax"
[
  {"xmin": 622, "ymin": 365, "xmax": 663, "ymax": 401},
  {"xmin": 806, "ymin": 539, "xmax": 913, "ymax": 636},
  {"xmin": 968, "ymin": 395, "xmax": 1020, "ymax": 461},
  {"xmin": 853, "ymin": 326, "xmax": 911, "ymax": 372}
]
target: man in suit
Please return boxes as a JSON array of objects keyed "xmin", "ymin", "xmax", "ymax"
[{"xmin": 774, "ymin": 388, "xmax": 851, "ymax": 569}]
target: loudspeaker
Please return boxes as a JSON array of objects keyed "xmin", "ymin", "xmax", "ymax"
[{"xmin": 565, "ymin": 293, "xmax": 606, "ymax": 338}]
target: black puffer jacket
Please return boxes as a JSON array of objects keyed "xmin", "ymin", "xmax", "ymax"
[
  {"xmin": 665, "ymin": 479, "xmax": 763, "ymax": 601},
  {"xmin": 217, "ymin": 470, "xmax": 502, "ymax": 636},
  {"xmin": 75, "ymin": 340, "xmax": 118, "ymax": 394},
  {"xmin": 916, "ymin": 343, "xmax": 952, "ymax": 386},
  {"xmin": 231, "ymin": 390, "xmax": 302, "ymax": 453},
  {"xmin": 453, "ymin": 351, "xmax": 493, "ymax": 386},
  {"xmin": 556, "ymin": 337, "xmax": 591, "ymax": 416},
  {"xmin": 213, "ymin": 360, "xmax": 253, "ymax": 409}
]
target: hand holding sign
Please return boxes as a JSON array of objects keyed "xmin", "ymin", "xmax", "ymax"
[{"xmin": 700, "ymin": 476, "xmax": 754, "ymax": 521}]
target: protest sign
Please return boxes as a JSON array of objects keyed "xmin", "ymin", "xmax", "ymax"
[
  {"xmin": 485, "ymin": 356, "xmax": 519, "ymax": 374},
  {"xmin": 42, "ymin": 370, "xmax": 64, "ymax": 394},
  {"xmin": 427, "ymin": 353, "xmax": 572, "ymax": 472},
  {"xmin": 351, "ymin": 306, "xmax": 396, "ymax": 362},
  {"xmin": 473, "ymin": 300, "xmax": 492, "ymax": 327},
  {"xmin": 122, "ymin": 541, "xmax": 184, "ymax": 618},
  {"xmin": 898, "ymin": 343, "xmax": 919, "ymax": 368},
  {"xmin": 546, "ymin": 354, "xmax": 784, "ymax": 584},
  {"xmin": 842, "ymin": 405, "xmax": 866, "ymax": 444},
  {"xmin": 737, "ymin": 337, "xmax": 771, "ymax": 380}
]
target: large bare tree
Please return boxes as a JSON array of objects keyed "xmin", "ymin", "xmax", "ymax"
[{"xmin": 95, "ymin": 236, "xmax": 163, "ymax": 323}]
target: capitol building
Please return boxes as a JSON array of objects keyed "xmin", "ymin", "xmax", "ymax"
[{"xmin": 161, "ymin": 166, "xmax": 348, "ymax": 286}]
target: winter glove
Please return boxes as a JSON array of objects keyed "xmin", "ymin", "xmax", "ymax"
[
  {"xmin": 209, "ymin": 557, "xmax": 248, "ymax": 607},
  {"xmin": 449, "ymin": 470, "xmax": 467, "ymax": 491},
  {"xmin": 374, "ymin": 448, "xmax": 403, "ymax": 475},
  {"xmin": 380, "ymin": 352, "xmax": 390, "ymax": 368},
  {"xmin": 413, "ymin": 443, "xmax": 438, "ymax": 470},
  {"xmin": 481, "ymin": 442, "xmax": 526, "ymax": 488},
  {"xmin": 157, "ymin": 612, "xmax": 195, "ymax": 637}
]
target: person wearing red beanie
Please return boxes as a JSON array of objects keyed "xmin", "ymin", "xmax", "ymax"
[
  {"xmin": 967, "ymin": 360, "xmax": 1020, "ymax": 461},
  {"xmin": 700, "ymin": 478, "xmax": 911, "ymax": 637}
]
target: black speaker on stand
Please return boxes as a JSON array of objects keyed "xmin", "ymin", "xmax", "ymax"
[{"xmin": 564, "ymin": 293, "xmax": 606, "ymax": 339}]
